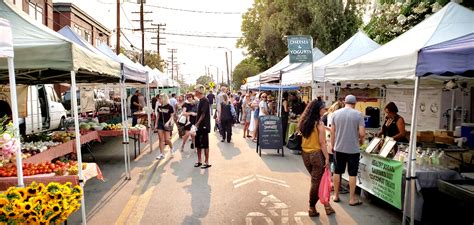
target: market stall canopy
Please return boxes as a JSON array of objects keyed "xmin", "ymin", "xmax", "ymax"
[
  {"xmin": 0, "ymin": 18, "xmax": 13, "ymax": 58},
  {"xmin": 416, "ymin": 32, "xmax": 474, "ymax": 76},
  {"xmin": 249, "ymin": 84, "xmax": 300, "ymax": 91},
  {"xmin": 281, "ymin": 31, "xmax": 380, "ymax": 86},
  {"xmin": 96, "ymin": 44, "xmax": 147, "ymax": 84},
  {"xmin": 324, "ymin": 2, "xmax": 474, "ymax": 83},
  {"xmin": 247, "ymin": 47, "xmax": 325, "ymax": 84},
  {"xmin": 0, "ymin": 1, "xmax": 121, "ymax": 84},
  {"xmin": 144, "ymin": 66, "xmax": 163, "ymax": 87}
]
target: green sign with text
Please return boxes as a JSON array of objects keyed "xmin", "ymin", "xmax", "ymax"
[{"xmin": 287, "ymin": 35, "xmax": 313, "ymax": 63}]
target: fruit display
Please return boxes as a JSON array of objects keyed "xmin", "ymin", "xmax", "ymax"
[
  {"xmin": 51, "ymin": 132, "xmax": 76, "ymax": 143},
  {"xmin": 102, "ymin": 123, "xmax": 123, "ymax": 131},
  {"xmin": 0, "ymin": 160, "xmax": 85, "ymax": 177},
  {"xmin": 129, "ymin": 124, "xmax": 146, "ymax": 131},
  {"xmin": 22, "ymin": 132, "xmax": 53, "ymax": 142},
  {"xmin": 19, "ymin": 141, "xmax": 62, "ymax": 159}
]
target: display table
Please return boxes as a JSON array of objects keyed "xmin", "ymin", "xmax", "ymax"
[
  {"xmin": 0, "ymin": 163, "xmax": 104, "ymax": 191},
  {"xmin": 23, "ymin": 131, "xmax": 102, "ymax": 164},
  {"xmin": 97, "ymin": 127, "xmax": 149, "ymax": 158},
  {"xmin": 24, "ymin": 141, "xmax": 74, "ymax": 164}
]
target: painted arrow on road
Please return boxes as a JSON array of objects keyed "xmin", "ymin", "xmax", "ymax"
[{"xmin": 233, "ymin": 174, "xmax": 290, "ymax": 188}]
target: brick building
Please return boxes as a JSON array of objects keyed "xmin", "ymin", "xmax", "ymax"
[
  {"xmin": 5, "ymin": 0, "xmax": 54, "ymax": 29},
  {"xmin": 53, "ymin": 2, "xmax": 110, "ymax": 47}
]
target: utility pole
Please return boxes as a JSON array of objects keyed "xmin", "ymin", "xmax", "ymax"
[
  {"xmin": 167, "ymin": 48, "xmax": 177, "ymax": 80},
  {"xmin": 132, "ymin": 0, "xmax": 152, "ymax": 65},
  {"xmin": 225, "ymin": 52, "xmax": 230, "ymax": 87},
  {"xmin": 151, "ymin": 23, "xmax": 166, "ymax": 55},
  {"xmin": 116, "ymin": 0, "xmax": 120, "ymax": 54}
]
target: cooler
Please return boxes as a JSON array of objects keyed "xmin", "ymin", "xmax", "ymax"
[{"xmin": 461, "ymin": 123, "xmax": 474, "ymax": 147}]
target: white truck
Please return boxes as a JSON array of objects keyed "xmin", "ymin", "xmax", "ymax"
[{"xmin": 0, "ymin": 84, "xmax": 67, "ymax": 135}]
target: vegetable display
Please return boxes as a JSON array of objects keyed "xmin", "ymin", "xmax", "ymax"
[{"xmin": 0, "ymin": 161, "xmax": 86, "ymax": 177}]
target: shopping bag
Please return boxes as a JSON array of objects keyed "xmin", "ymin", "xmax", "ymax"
[
  {"xmin": 248, "ymin": 112, "xmax": 255, "ymax": 132},
  {"xmin": 318, "ymin": 167, "xmax": 332, "ymax": 205},
  {"xmin": 286, "ymin": 132, "xmax": 302, "ymax": 150}
]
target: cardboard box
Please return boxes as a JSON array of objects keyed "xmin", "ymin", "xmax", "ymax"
[
  {"xmin": 417, "ymin": 131, "xmax": 434, "ymax": 143},
  {"xmin": 434, "ymin": 135, "xmax": 455, "ymax": 145},
  {"xmin": 434, "ymin": 130, "xmax": 454, "ymax": 137}
]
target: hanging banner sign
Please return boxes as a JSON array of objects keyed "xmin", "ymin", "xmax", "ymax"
[
  {"xmin": 343, "ymin": 152, "xmax": 403, "ymax": 209},
  {"xmin": 288, "ymin": 35, "xmax": 313, "ymax": 63}
]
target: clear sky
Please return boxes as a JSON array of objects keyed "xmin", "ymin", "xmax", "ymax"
[{"xmin": 54, "ymin": 0, "xmax": 254, "ymax": 84}]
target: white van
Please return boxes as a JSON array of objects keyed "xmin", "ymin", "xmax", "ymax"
[{"xmin": 0, "ymin": 84, "xmax": 67, "ymax": 135}]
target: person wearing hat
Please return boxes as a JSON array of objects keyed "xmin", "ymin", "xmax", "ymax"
[{"xmin": 330, "ymin": 95, "xmax": 365, "ymax": 206}]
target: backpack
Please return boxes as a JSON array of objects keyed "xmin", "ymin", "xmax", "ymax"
[{"xmin": 220, "ymin": 103, "xmax": 233, "ymax": 121}]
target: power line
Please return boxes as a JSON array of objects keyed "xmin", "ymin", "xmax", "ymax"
[
  {"xmin": 146, "ymin": 4, "xmax": 243, "ymax": 15},
  {"xmin": 95, "ymin": 0, "xmax": 243, "ymax": 14},
  {"xmin": 121, "ymin": 28, "xmax": 241, "ymax": 38}
]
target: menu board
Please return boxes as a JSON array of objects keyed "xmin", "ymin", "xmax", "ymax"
[{"xmin": 257, "ymin": 115, "xmax": 284, "ymax": 156}]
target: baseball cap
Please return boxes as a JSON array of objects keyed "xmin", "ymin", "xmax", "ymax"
[{"xmin": 345, "ymin": 95, "xmax": 357, "ymax": 104}]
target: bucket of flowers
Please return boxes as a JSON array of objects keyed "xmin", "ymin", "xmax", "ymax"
[{"xmin": 0, "ymin": 182, "xmax": 82, "ymax": 224}]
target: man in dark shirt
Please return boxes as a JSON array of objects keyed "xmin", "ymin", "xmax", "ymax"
[
  {"xmin": 206, "ymin": 90, "xmax": 215, "ymax": 116},
  {"xmin": 194, "ymin": 85, "xmax": 211, "ymax": 169},
  {"xmin": 130, "ymin": 90, "xmax": 141, "ymax": 126}
]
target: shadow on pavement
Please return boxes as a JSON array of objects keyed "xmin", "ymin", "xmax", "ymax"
[
  {"xmin": 182, "ymin": 169, "xmax": 211, "ymax": 225},
  {"xmin": 216, "ymin": 141, "xmax": 241, "ymax": 160}
]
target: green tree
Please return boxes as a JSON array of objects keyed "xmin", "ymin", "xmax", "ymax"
[
  {"xmin": 363, "ymin": 0, "xmax": 472, "ymax": 44},
  {"xmin": 238, "ymin": 0, "xmax": 363, "ymax": 69},
  {"xmin": 232, "ymin": 57, "xmax": 264, "ymax": 89},
  {"xmin": 196, "ymin": 75, "xmax": 213, "ymax": 86}
]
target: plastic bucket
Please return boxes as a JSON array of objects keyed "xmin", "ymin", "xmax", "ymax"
[{"xmin": 364, "ymin": 116, "xmax": 371, "ymax": 128}]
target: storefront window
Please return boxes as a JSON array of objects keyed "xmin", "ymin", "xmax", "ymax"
[{"xmin": 28, "ymin": 2, "xmax": 43, "ymax": 24}]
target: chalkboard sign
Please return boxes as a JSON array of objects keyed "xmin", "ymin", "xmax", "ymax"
[{"xmin": 257, "ymin": 115, "xmax": 284, "ymax": 157}]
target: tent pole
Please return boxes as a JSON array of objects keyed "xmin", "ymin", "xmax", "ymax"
[
  {"xmin": 311, "ymin": 39, "xmax": 316, "ymax": 100},
  {"xmin": 70, "ymin": 71, "xmax": 87, "ymax": 225},
  {"xmin": 120, "ymin": 79, "xmax": 130, "ymax": 179},
  {"xmin": 8, "ymin": 58, "xmax": 24, "ymax": 187},
  {"xmin": 146, "ymin": 77, "xmax": 153, "ymax": 152},
  {"xmin": 123, "ymin": 86, "xmax": 131, "ymax": 179},
  {"xmin": 449, "ymin": 90, "xmax": 455, "ymax": 131},
  {"xmin": 402, "ymin": 76, "xmax": 420, "ymax": 225}
]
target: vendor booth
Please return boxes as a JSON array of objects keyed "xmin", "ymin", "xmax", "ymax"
[
  {"xmin": 323, "ymin": 3, "xmax": 474, "ymax": 224},
  {"xmin": 0, "ymin": 1, "xmax": 125, "ymax": 223}
]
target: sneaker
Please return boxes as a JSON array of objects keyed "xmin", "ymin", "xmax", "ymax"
[
  {"xmin": 156, "ymin": 153, "xmax": 164, "ymax": 160},
  {"xmin": 171, "ymin": 148, "xmax": 177, "ymax": 156},
  {"xmin": 221, "ymin": 139, "xmax": 225, "ymax": 142}
]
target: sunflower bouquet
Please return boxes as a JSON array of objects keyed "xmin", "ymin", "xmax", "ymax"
[{"xmin": 0, "ymin": 182, "xmax": 82, "ymax": 224}]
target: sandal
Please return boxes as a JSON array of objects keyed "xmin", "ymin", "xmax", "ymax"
[
  {"xmin": 201, "ymin": 163, "xmax": 212, "ymax": 169},
  {"xmin": 333, "ymin": 197, "xmax": 341, "ymax": 202},
  {"xmin": 324, "ymin": 205, "xmax": 335, "ymax": 215},
  {"xmin": 194, "ymin": 162, "xmax": 202, "ymax": 167},
  {"xmin": 349, "ymin": 200, "xmax": 363, "ymax": 206},
  {"xmin": 308, "ymin": 207, "xmax": 319, "ymax": 217}
]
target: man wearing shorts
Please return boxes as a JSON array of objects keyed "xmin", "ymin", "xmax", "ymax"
[
  {"xmin": 331, "ymin": 95, "xmax": 365, "ymax": 206},
  {"xmin": 194, "ymin": 85, "xmax": 212, "ymax": 169}
]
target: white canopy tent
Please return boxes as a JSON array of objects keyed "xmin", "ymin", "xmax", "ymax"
[
  {"xmin": 324, "ymin": 2, "xmax": 474, "ymax": 84},
  {"xmin": 246, "ymin": 47, "xmax": 326, "ymax": 87},
  {"xmin": 0, "ymin": 2, "xmax": 122, "ymax": 224},
  {"xmin": 281, "ymin": 31, "xmax": 380, "ymax": 86},
  {"xmin": 0, "ymin": 17, "xmax": 23, "ymax": 188}
]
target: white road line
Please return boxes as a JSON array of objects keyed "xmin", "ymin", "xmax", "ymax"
[
  {"xmin": 233, "ymin": 174, "xmax": 254, "ymax": 184},
  {"xmin": 257, "ymin": 178, "xmax": 290, "ymax": 188},
  {"xmin": 256, "ymin": 175, "xmax": 287, "ymax": 184},
  {"xmin": 234, "ymin": 178, "xmax": 256, "ymax": 188}
]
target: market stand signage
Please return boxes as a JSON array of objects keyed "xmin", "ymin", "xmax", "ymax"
[
  {"xmin": 343, "ymin": 152, "xmax": 403, "ymax": 209},
  {"xmin": 288, "ymin": 35, "xmax": 313, "ymax": 63},
  {"xmin": 257, "ymin": 115, "xmax": 284, "ymax": 156}
]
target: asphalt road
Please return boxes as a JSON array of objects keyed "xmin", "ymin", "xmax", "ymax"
[{"xmin": 69, "ymin": 123, "xmax": 402, "ymax": 225}]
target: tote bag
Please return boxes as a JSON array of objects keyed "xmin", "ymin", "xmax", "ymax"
[
  {"xmin": 248, "ymin": 111, "xmax": 255, "ymax": 132},
  {"xmin": 318, "ymin": 167, "xmax": 332, "ymax": 205}
]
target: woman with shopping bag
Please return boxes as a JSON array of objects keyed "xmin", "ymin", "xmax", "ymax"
[{"xmin": 298, "ymin": 99, "xmax": 335, "ymax": 217}]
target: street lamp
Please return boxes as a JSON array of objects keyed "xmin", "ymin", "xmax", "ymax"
[{"xmin": 218, "ymin": 46, "xmax": 232, "ymax": 89}]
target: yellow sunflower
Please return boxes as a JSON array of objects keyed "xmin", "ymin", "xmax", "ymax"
[
  {"xmin": 23, "ymin": 202, "xmax": 33, "ymax": 212},
  {"xmin": 27, "ymin": 214, "xmax": 40, "ymax": 223},
  {"xmin": 46, "ymin": 183, "xmax": 61, "ymax": 195},
  {"xmin": 0, "ymin": 198, "xmax": 9, "ymax": 208},
  {"xmin": 17, "ymin": 188, "xmax": 28, "ymax": 200},
  {"xmin": 5, "ymin": 188, "xmax": 22, "ymax": 201},
  {"xmin": 36, "ymin": 183, "xmax": 45, "ymax": 193}
]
